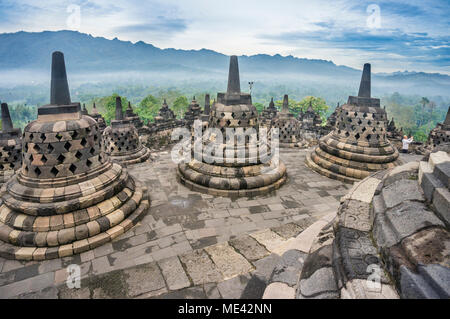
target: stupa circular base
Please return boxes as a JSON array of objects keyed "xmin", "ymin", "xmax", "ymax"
[
  {"xmin": 177, "ymin": 160, "xmax": 287, "ymax": 198},
  {"xmin": 0, "ymin": 170, "xmax": 16, "ymax": 186},
  {"xmin": 0, "ymin": 176, "xmax": 150, "ymax": 261},
  {"xmin": 305, "ymin": 131, "xmax": 403, "ymax": 184},
  {"xmin": 108, "ymin": 146, "xmax": 151, "ymax": 167},
  {"xmin": 305, "ymin": 151, "xmax": 359, "ymax": 184}
]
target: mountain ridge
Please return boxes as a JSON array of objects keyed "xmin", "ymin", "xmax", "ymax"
[{"xmin": 0, "ymin": 30, "xmax": 449, "ymax": 97}]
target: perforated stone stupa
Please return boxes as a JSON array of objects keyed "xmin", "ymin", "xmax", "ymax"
[
  {"xmin": 0, "ymin": 52, "xmax": 150, "ymax": 260},
  {"xmin": 184, "ymin": 97, "xmax": 202, "ymax": 129},
  {"xmin": 306, "ymin": 63, "xmax": 401, "ymax": 183},
  {"xmin": 177, "ymin": 56, "xmax": 287, "ymax": 197},
  {"xmin": 271, "ymin": 95, "xmax": 302, "ymax": 147},
  {"xmin": 157, "ymin": 99, "xmax": 175, "ymax": 121},
  {"xmin": 428, "ymin": 106, "xmax": 450, "ymax": 148},
  {"xmin": 125, "ymin": 101, "xmax": 144, "ymax": 131},
  {"xmin": 103, "ymin": 97, "xmax": 151, "ymax": 166},
  {"xmin": 0, "ymin": 103, "xmax": 22, "ymax": 185},
  {"xmin": 260, "ymin": 98, "xmax": 278, "ymax": 128},
  {"xmin": 89, "ymin": 103, "xmax": 107, "ymax": 134}
]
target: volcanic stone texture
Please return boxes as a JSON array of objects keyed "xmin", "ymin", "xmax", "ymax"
[
  {"xmin": 177, "ymin": 56, "xmax": 286, "ymax": 197},
  {"xmin": 297, "ymin": 151, "xmax": 449, "ymax": 299},
  {"xmin": 0, "ymin": 103, "xmax": 22, "ymax": 185},
  {"xmin": 103, "ymin": 98, "xmax": 151, "ymax": 167},
  {"xmin": 428, "ymin": 106, "xmax": 450, "ymax": 148},
  {"xmin": 306, "ymin": 64, "xmax": 401, "ymax": 184},
  {"xmin": 0, "ymin": 52, "xmax": 150, "ymax": 260},
  {"xmin": 271, "ymin": 95, "xmax": 303, "ymax": 148},
  {"xmin": 0, "ymin": 113, "xmax": 150, "ymax": 260}
]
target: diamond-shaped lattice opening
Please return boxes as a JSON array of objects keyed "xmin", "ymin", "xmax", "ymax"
[
  {"xmin": 80, "ymin": 138, "xmax": 87, "ymax": 147},
  {"xmin": 50, "ymin": 167, "xmax": 59, "ymax": 176},
  {"xmin": 34, "ymin": 167, "xmax": 41, "ymax": 176},
  {"xmin": 355, "ymin": 133, "xmax": 361, "ymax": 140},
  {"xmin": 345, "ymin": 131, "xmax": 350, "ymax": 137},
  {"xmin": 64, "ymin": 142, "xmax": 71, "ymax": 151},
  {"xmin": 56, "ymin": 133, "xmax": 62, "ymax": 141},
  {"xmin": 69, "ymin": 164, "xmax": 77, "ymax": 174},
  {"xmin": 29, "ymin": 154, "xmax": 34, "ymax": 162},
  {"xmin": 40, "ymin": 133, "xmax": 46, "ymax": 142},
  {"xmin": 89, "ymin": 148, "xmax": 95, "ymax": 155},
  {"xmin": 57, "ymin": 154, "xmax": 65, "ymax": 163},
  {"xmin": 0, "ymin": 164, "xmax": 3, "ymax": 170},
  {"xmin": 33, "ymin": 144, "xmax": 40, "ymax": 152},
  {"xmin": 48, "ymin": 144, "xmax": 54, "ymax": 152},
  {"xmin": 362, "ymin": 127, "xmax": 367, "ymax": 132},
  {"xmin": 366, "ymin": 134, "xmax": 371, "ymax": 141},
  {"xmin": 24, "ymin": 143, "xmax": 28, "ymax": 152},
  {"xmin": 358, "ymin": 119, "xmax": 363, "ymax": 125},
  {"xmin": 29, "ymin": 133, "xmax": 34, "ymax": 140},
  {"xmin": 75, "ymin": 151, "xmax": 83, "ymax": 159},
  {"xmin": 86, "ymin": 159, "xmax": 92, "ymax": 167},
  {"xmin": 41, "ymin": 155, "xmax": 47, "ymax": 163},
  {"xmin": 226, "ymin": 120, "xmax": 231, "ymax": 126},
  {"xmin": 86, "ymin": 127, "xmax": 91, "ymax": 134},
  {"xmin": 71, "ymin": 131, "xmax": 78, "ymax": 139}
]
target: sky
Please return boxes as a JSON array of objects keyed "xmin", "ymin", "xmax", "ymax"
[{"xmin": 0, "ymin": 0, "xmax": 449, "ymax": 74}]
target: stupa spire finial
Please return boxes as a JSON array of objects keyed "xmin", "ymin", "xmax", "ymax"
[
  {"xmin": 282, "ymin": 95, "xmax": 289, "ymax": 113},
  {"xmin": 115, "ymin": 96, "xmax": 123, "ymax": 120},
  {"xmin": 50, "ymin": 51, "xmax": 71, "ymax": 105},
  {"xmin": 227, "ymin": 55, "xmax": 241, "ymax": 94},
  {"xmin": 1, "ymin": 102, "xmax": 14, "ymax": 131},
  {"xmin": 358, "ymin": 63, "xmax": 371, "ymax": 98},
  {"xmin": 444, "ymin": 106, "xmax": 450, "ymax": 126}
]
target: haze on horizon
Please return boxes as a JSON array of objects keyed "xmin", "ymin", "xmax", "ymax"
[{"xmin": 0, "ymin": 0, "xmax": 449, "ymax": 75}]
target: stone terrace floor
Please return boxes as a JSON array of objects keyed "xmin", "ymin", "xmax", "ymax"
[{"xmin": 0, "ymin": 148, "xmax": 358, "ymax": 298}]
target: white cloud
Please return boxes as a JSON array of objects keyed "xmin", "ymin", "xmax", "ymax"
[{"xmin": 0, "ymin": 0, "xmax": 448, "ymax": 73}]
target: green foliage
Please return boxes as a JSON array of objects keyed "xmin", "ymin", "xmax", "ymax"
[
  {"xmin": 8, "ymin": 104, "xmax": 37, "ymax": 129},
  {"xmin": 383, "ymin": 93, "xmax": 446, "ymax": 142},
  {"xmin": 274, "ymin": 96, "xmax": 329, "ymax": 124},
  {"xmin": 173, "ymin": 96, "xmax": 189, "ymax": 119},
  {"xmin": 93, "ymin": 93, "xmax": 129, "ymax": 124},
  {"xmin": 254, "ymin": 102, "xmax": 265, "ymax": 113},
  {"xmin": 136, "ymin": 94, "xmax": 160, "ymax": 123},
  {"xmin": 297, "ymin": 96, "xmax": 329, "ymax": 123}
]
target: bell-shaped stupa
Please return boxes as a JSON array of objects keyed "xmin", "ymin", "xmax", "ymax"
[
  {"xmin": 184, "ymin": 96, "xmax": 202, "ymax": 129},
  {"xmin": 0, "ymin": 103, "xmax": 22, "ymax": 185},
  {"xmin": 125, "ymin": 101, "xmax": 144, "ymax": 131},
  {"xmin": 89, "ymin": 102, "xmax": 107, "ymax": 134},
  {"xmin": 306, "ymin": 63, "xmax": 401, "ymax": 183},
  {"xmin": 428, "ymin": 106, "xmax": 450, "ymax": 148},
  {"xmin": 0, "ymin": 52, "xmax": 150, "ymax": 260},
  {"xmin": 103, "ymin": 97, "xmax": 151, "ymax": 166},
  {"xmin": 260, "ymin": 97, "xmax": 278, "ymax": 128},
  {"xmin": 271, "ymin": 95, "xmax": 302, "ymax": 147},
  {"xmin": 177, "ymin": 56, "xmax": 287, "ymax": 197}
]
